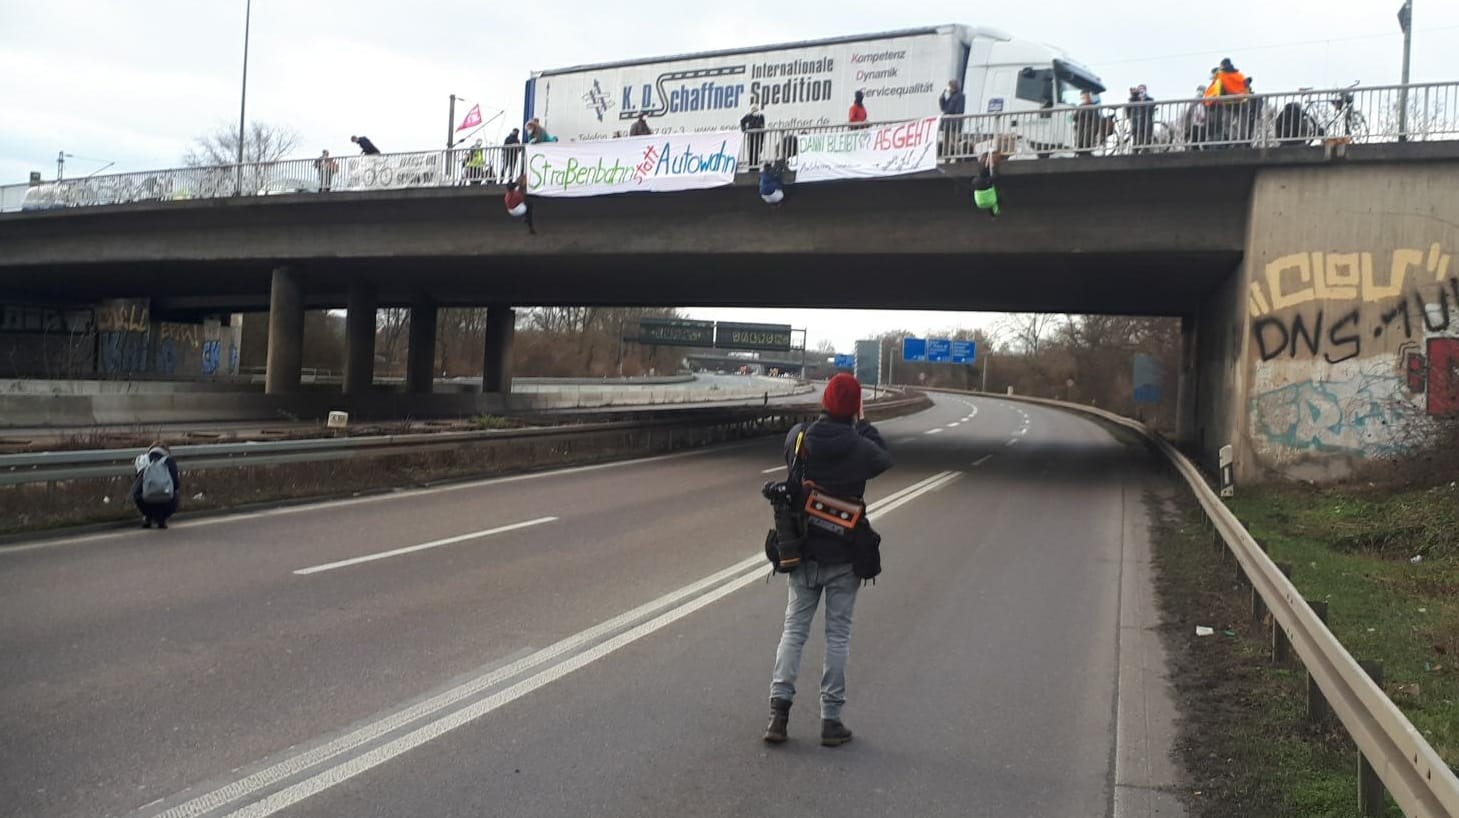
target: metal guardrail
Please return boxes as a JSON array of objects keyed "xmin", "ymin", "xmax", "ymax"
[
  {"xmin": 938, "ymin": 388, "xmax": 1459, "ymax": 818},
  {"xmin": 0, "ymin": 395, "xmax": 928, "ymax": 487},
  {"xmin": 5, "ymin": 81, "xmax": 1455, "ymax": 212}
]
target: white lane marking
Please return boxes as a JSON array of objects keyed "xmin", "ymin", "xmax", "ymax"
[
  {"xmin": 1017, "ymin": 427, "xmax": 1028, "ymax": 436},
  {"xmin": 924, "ymin": 428, "xmax": 944, "ymax": 435},
  {"xmin": 968, "ymin": 405, "xmax": 979, "ymax": 418},
  {"xmin": 223, "ymin": 568, "xmax": 770, "ymax": 818},
  {"xmin": 150, "ymin": 552, "xmax": 770, "ymax": 818},
  {"xmin": 946, "ymin": 422, "xmax": 960, "ymax": 428},
  {"xmin": 760, "ymin": 465, "xmax": 787, "ymax": 474},
  {"xmin": 1006, "ymin": 438, "xmax": 1020, "ymax": 447},
  {"xmin": 869, "ymin": 471, "xmax": 961, "ymax": 518},
  {"xmin": 181, "ymin": 467, "xmax": 952, "ymax": 818},
  {"xmin": 2, "ymin": 445, "xmax": 751, "ymax": 556},
  {"xmin": 293, "ymin": 518, "xmax": 558, "ymax": 575},
  {"xmin": 972, "ymin": 455, "xmax": 994, "ymax": 467}
]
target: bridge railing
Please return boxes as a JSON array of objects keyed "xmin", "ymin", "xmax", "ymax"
[
  {"xmin": 749, "ymin": 80, "xmax": 1459, "ymax": 165},
  {"xmin": 6, "ymin": 81, "xmax": 1456, "ymax": 212}
]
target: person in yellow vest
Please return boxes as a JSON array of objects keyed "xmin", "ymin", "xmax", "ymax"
[{"xmin": 463, "ymin": 140, "xmax": 487, "ymax": 185}]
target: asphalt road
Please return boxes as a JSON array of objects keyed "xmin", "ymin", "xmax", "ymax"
[{"xmin": 0, "ymin": 393, "xmax": 1179, "ymax": 818}]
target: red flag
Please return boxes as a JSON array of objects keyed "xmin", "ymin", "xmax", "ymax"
[{"xmin": 456, "ymin": 104, "xmax": 482, "ymax": 132}]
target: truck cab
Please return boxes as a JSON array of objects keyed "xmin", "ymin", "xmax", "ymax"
[{"xmin": 962, "ymin": 29, "xmax": 1107, "ymax": 156}]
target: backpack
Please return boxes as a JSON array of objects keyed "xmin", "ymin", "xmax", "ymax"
[{"xmin": 140, "ymin": 456, "xmax": 174, "ymax": 503}]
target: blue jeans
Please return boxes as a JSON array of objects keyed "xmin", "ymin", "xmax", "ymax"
[{"xmin": 769, "ymin": 560, "xmax": 859, "ymax": 720}]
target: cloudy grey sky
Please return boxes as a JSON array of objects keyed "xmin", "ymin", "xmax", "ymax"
[{"xmin": 3, "ymin": 0, "xmax": 1456, "ymax": 350}]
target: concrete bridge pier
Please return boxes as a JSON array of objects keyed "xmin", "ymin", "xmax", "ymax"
[
  {"xmin": 343, "ymin": 280, "xmax": 377, "ymax": 395},
  {"xmin": 264, "ymin": 266, "xmax": 303, "ymax": 395},
  {"xmin": 405, "ymin": 295, "xmax": 437, "ymax": 395},
  {"xmin": 484, "ymin": 305, "xmax": 515, "ymax": 394}
]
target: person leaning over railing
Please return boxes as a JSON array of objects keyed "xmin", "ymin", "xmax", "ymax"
[{"xmin": 939, "ymin": 79, "xmax": 967, "ymax": 158}]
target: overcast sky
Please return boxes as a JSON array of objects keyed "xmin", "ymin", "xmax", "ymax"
[{"xmin": 3, "ymin": 0, "xmax": 1456, "ymax": 351}]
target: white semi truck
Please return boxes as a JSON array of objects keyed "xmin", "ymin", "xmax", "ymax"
[{"xmin": 523, "ymin": 25, "xmax": 1106, "ymax": 153}]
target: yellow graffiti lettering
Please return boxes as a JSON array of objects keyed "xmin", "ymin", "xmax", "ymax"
[
  {"xmin": 96, "ymin": 303, "xmax": 150, "ymax": 333},
  {"xmin": 1248, "ymin": 281, "xmax": 1271, "ymax": 316},
  {"xmin": 1364, "ymin": 249, "xmax": 1420, "ymax": 302},
  {"xmin": 1427, "ymin": 242, "xmax": 1451, "ymax": 280},
  {"xmin": 1317, "ymin": 252, "xmax": 1361, "ymax": 300},
  {"xmin": 1265, "ymin": 253, "xmax": 1316, "ymax": 311}
]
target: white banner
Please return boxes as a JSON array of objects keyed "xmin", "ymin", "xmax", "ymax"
[
  {"xmin": 793, "ymin": 116, "xmax": 940, "ymax": 182},
  {"xmin": 525, "ymin": 132, "xmax": 744, "ymax": 197}
]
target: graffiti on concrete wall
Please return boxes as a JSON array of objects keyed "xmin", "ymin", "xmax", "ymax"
[
  {"xmin": 1249, "ymin": 242, "xmax": 1458, "ymax": 466},
  {"xmin": 1252, "ymin": 369, "xmax": 1425, "ymax": 458},
  {"xmin": 201, "ymin": 340, "xmax": 221, "ymax": 375}
]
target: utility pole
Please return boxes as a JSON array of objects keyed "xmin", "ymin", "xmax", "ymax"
[
  {"xmin": 236, "ymin": 0, "xmax": 252, "ymax": 195},
  {"xmin": 1398, "ymin": 0, "xmax": 1413, "ymax": 141},
  {"xmin": 981, "ymin": 348, "xmax": 991, "ymax": 392},
  {"xmin": 446, "ymin": 94, "xmax": 457, "ymax": 181}
]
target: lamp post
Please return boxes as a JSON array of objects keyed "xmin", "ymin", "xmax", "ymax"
[
  {"xmin": 236, "ymin": 0, "xmax": 252, "ymax": 195},
  {"xmin": 1398, "ymin": 0, "xmax": 1413, "ymax": 141}
]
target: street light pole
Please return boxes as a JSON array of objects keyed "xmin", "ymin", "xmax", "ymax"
[
  {"xmin": 1398, "ymin": 0, "xmax": 1413, "ymax": 141},
  {"xmin": 236, "ymin": 0, "xmax": 252, "ymax": 195}
]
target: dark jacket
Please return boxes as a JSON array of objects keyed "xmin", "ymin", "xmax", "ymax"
[
  {"xmin": 131, "ymin": 449, "xmax": 181, "ymax": 504},
  {"xmin": 758, "ymin": 165, "xmax": 783, "ymax": 197},
  {"xmin": 356, "ymin": 136, "xmax": 380, "ymax": 155},
  {"xmin": 784, "ymin": 415, "xmax": 892, "ymax": 563},
  {"xmin": 740, "ymin": 111, "xmax": 765, "ymax": 132},
  {"xmin": 940, "ymin": 90, "xmax": 966, "ymax": 116},
  {"xmin": 504, "ymin": 132, "xmax": 521, "ymax": 146},
  {"xmin": 629, "ymin": 119, "xmax": 651, "ymax": 136}
]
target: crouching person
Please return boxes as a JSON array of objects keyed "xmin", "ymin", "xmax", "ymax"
[{"xmin": 133, "ymin": 442, "xmax": 181, "ymax": 529}]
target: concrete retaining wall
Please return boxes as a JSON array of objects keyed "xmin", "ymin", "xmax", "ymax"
[
  {"xmin": 0, "ymin": 376, "xmax": 810, "ymax": 427},
  {"xmin": 1235, "ymin": 162, "xmax": 1459, "ymax": 482}
]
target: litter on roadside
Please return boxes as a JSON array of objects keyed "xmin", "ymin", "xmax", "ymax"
[
  {"xmin": 1196, "ymin": 626, "xmax": 1215, "ymax": 637},
  {"xmin": 1410, "ymin": 554, "xmax": 1423, "ymax": 564}
]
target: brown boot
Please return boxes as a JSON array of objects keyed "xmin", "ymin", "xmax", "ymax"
[
  {"xmin": 820, "ymin": 718, "xmax": 853, "ymax": 747},
  {"xmin": 762, "ymin": 698, "xmax": 791, "ymax": 744}
]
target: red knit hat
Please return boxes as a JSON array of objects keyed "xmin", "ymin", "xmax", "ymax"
[{"xmin": 822, "ymin": 373, "xmax": 862, "ymax": 419}]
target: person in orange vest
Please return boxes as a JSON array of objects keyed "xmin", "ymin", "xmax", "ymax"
[{"xmin": 1204, "ymin": 58, "xmax": 1249, "ymax": 145}]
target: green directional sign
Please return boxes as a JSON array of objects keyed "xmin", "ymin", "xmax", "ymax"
[
  {"xmin": 638, "ymin": 318, "xmax": 716, "ymax": 347},
  {"xmin": 716, "ymin": 322, "xmax": 793, "ymax": 352}
]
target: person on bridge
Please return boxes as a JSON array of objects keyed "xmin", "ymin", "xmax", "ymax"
[
  {"xmin": 740, "ymin": 106, "xmax": 766, "ymax": 165},
  {"xmin": 313, "ymin": 150, "xmax": 338, "ymax": 191},
  {"xmin": 525, "ymin": 119, "xmax": 557, "ymax": 144},
  {"xmin": 1126, "ymin": 85, "xmax": 1157, "ymax": 152},
  {"xmin": 763, "ymin": 373, "xmax": 891, "ymax": 747},
  {"xmin": 502, "ymin": 128, "xmax": 522, "ymax": 182},
  {"xmin": 463, "ymin": 140, "xmax": 487, "ymax": 184},
  {"xmin": 939, "ymin": 79, "xmax": 967, "ymax": 157},
  {"xmin": 131, "ymin": 442, "xmax": 181, "ymax": 529},
  {"xmin": 629, "ymin": 114, "xmax": 652, "ymax": 137},
  {"xmin": 350, "ymin": 135, "xmax": 381, "ymax": 155},
  {"xmin": 848, "ymin": 90, "xmax": 869, "ymax": 129}
]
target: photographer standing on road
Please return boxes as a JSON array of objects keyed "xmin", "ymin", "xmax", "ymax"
[{"xmin": 762, "ymin": 373, "xmax": 891, "ymax": 747}]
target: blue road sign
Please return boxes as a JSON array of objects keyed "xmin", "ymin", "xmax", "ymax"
[
  {"xmin": 950, "ymin": 340, "xmax": 977, "ymax": 364},
  {"xmin": 927, "ymin": 338, "xmax": 952, "ymax": 363},
  {"xmin": 833, "ymin": 353, "xmax": 856, "ymax": 369},
  {"xmin": 901, "ymin": 337, "xmax": 927, "ymax": 362}
]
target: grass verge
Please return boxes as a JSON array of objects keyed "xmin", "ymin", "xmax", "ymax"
[
  {"xmin": 1151, "ymin": 491, "xmax": 1406, "ymax": 818},
  {"xmin": 1227, "ymin": 483, "xmax": 1459, "ymax": 770}
]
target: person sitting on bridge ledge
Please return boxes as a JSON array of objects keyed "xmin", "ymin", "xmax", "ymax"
[
  {"xmin": 763, "ymin": 373, "xmax": 891, "ymax": 747},
  {"xmin": 759, "ymin": 161, "xmax": 785, "ymax": 205},
  {"xmin": 504, "ymin": 175, "xmax": 535, "ymax": 234},
  {"xmin": 350, "ymin": 135, "xmax": 380, "ymax": 155}
]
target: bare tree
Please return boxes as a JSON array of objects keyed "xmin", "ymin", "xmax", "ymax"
[
  {"xmin": 813, "ymin": 338, "xmax": 838, "ymax": 354},
  {"xmin": 184, "ymin": 121, "xmax": 301, "ymax": 167},
  {"xmin": 998, "ymin": 313, "xmax": 1059, "ymax": 356}
]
